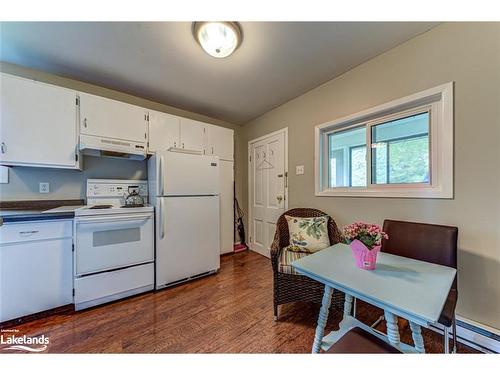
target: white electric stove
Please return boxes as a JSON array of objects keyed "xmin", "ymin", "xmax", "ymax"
[
  {"xmin": 73, "ymin": 179, "xmax": 155, "ymax": 310},
  {"xmin": 75, "ymin": 179, "xmax": 154, "ymax": 216}
]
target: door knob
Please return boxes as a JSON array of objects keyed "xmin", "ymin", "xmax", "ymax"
[{"xmin": 277, "ymin": 196, "xmax": 283, "ymax": 203}]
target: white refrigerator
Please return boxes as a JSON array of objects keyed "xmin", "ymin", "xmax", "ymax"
[{"xmin": 148, "ymin": 151, "xmax": 221, "ymax": 289}]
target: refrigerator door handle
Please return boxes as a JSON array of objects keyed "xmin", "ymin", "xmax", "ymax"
[
  {"xmin": 159, "ymin": 199, "xmax": 165, "ymax": 239},
  {"xmin": 159, "ymin": 154, "xmax": 165, "ymax": 196}
]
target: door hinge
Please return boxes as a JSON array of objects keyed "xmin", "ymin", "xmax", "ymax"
[
  {"xmin": 284, "ymin": 171, "xmax": 288, "ymax": 188},
  {"xmin": 75, "ymin": 154, "xmax": 78, "ymax": 162},
  {"xmin": 145, "ymin": 133, "xmax": 147, "ymax": 139},
  {"xmin": 147, "ymin": 114, "xmax": 150, "ymax": 121},
  {"xmin": 249, "ymin": 236, "xmax": 252, "ymax": 243},
  {"xmin": 72, "ymin": 288, "xmax": 75, "ymax": 297},
  {"xmin": 249, "ymin": 155, "xmax": 252, "ymax": 162},
  {"xmin": 75, "ymin": 97, "xmax": 79, "ymax": 106},
  {"xmin": 72, "ymin": 244, "xmax": 75, "ymax": 252}
]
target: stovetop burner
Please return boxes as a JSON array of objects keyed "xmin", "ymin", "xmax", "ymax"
[{"xmin": 89, "ymin": 205, "xmax": 113, "ymax": 209}]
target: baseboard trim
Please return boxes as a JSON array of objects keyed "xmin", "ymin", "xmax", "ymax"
[{"xmin": 430, "ymin": 316, "xmax": 499, "ymax": 353}]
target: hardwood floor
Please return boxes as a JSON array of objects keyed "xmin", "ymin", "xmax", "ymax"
[{"xmin": 0, "ymin": 251, "xmax": 478, "ymax": 353}]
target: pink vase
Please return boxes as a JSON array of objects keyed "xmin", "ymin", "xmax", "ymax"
[{"xmin": 350, "ymin": 239, "xmax": 381, "ymax": 270}]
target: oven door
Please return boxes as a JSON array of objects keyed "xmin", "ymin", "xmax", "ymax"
[{"xmin": 75, "ymin": 213, "xmax": 154, "ymax": 276}]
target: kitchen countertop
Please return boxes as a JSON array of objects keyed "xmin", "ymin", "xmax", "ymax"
[{"xmin": 0, "ymin": 200, "xmax": 84, "ymax": 225}]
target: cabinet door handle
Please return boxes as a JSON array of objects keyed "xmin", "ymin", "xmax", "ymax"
[
  {"xmin": 84, "ymin": 118, "xmax": 88, "ymax": 128},
  {"xmin": 182, "ymin": 143, "xmax": 185, "ymax": 148},
  {"xmin": 174, "ymin": 141, "xmax": 177, "ymax": 147},
  {"xmin": 211, "ymin": 146, "xmax": 214, "ymax": 154},
  {"xmin": 1, "ymin": 142, "xmax": 5, "ymax": 154}
]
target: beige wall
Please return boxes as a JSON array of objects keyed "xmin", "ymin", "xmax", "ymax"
[
  {"xmin": 0, "ymin": 62, "xmax": 244, "ymax": 202},
  {"xmin": 242, "ymin": 23, "xmax": 500, "ymax": 329}
]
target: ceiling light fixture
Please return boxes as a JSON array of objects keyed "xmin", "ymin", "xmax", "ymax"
[{"xmin": 193, "ymin": 22, "xmax": 242, "ymax": 58}]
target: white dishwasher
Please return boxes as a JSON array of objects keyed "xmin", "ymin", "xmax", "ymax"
[{"xmin": 0, "ymin": 219, "xmax": 73, "ymax": 323}]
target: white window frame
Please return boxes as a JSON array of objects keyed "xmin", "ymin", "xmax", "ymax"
[{"xmin": 315, "ymin": 82, "xmax": 454, "ymax": 198}]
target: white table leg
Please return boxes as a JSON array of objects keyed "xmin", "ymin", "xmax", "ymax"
[
  {"xmin": 384, "ymin": 311, "xmax": 401, "ymax": 347},
  {"xmin": 409, "ymin": 321, "xmax": 425, "ymax": 353},
  {"xmin": 343, "ymin": 293, "xmax": 353, "ymax": 319},
  {"xmin": 312, "ymin": 285, "xmax": 333, "ymax": 353}
]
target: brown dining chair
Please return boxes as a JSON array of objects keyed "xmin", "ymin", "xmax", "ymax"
[
  {"xmin": 270, "ymin": 208, "xmax": 345, "ymax": 320},
  {"xmin": 380, "ymin": 219, "xmax": 459, "ymax": 353}
]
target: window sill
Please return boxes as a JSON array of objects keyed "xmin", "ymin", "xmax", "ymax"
[{"xmin": 315, "ymin": 186, "xmax": 453, "ymax": 199}]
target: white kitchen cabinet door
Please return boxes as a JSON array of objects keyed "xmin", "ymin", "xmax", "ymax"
[
  {"xmin": 220, "ymin": 160, "xmax": 234, "ymax": 254},
  {"xmin": 0, "ymin": 234, "xmax": 73, "ymax": 322},
  {"xmin": 79, "ymin": 92, "xmax": 148, "ymax": 143},
  {"xmin": 0, "ymin": 73, "xmax": 79, "ymax": 169},
  {"xmin": 179, "ymin": 118, "xmax": 206, "ymax": 153},
  {"xmin": 148, "ymin": 110, "xmax": 180, "ymax": 153},
  {"xmin": 206, "ymin": 125, "xmax": 234, "ymax": 161}
]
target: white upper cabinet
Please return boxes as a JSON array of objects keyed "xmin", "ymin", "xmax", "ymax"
[
  {"xmin": 206, "ymin": 125, "xmax": 234, "ymax": 161},
  {"xmin": 0, "ymin": 73, "xmax": 79, "ymax": 169},
  {"xmin": 179, "ymin": 118, "xmax": 206, "ymax": 153},
  {"xmin": 79, "ymin": 92, "xmax": 148, "ymax": 143},
  {"xmin": 148, "ymin": 110, "xmax": 180, "ymax": 153}
]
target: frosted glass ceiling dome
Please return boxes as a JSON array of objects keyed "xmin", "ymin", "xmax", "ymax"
[{"xmin": 193, "ymin": 22, "xmax": 243, "ymax": 58}]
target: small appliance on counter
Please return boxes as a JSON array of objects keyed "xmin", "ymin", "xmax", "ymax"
[{"xmin": 73, "ymin": 179, "xmax": 154, "ymax": 310}]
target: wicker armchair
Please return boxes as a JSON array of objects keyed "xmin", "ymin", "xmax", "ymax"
[{"xmin": 271, "ymin": 208, "xmax": 345, "ymax": 320}]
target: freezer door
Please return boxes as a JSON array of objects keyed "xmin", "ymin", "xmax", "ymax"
[
  {"xmin": 156, "ymin": 151, "xmax": 220, "ymax": 196},
  {"xmin": 155, "ymin": 196, "xmax": 220, "ymax": 288}
]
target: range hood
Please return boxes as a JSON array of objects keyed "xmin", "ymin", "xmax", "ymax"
[{"xmin": 79, "ymin": 134, "xmax": 146, "ymax": 160}]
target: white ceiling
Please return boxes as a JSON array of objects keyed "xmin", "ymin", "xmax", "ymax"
[{"xmin": 0, "ymin": 22, "xmax": 438, "ymax": 125}]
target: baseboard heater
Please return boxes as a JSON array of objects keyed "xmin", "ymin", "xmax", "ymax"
[{"xmin": 429, "ymin": 318, "xmax": 500, "ymax": 353}]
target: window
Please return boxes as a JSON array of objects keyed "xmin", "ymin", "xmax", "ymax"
[
  {"xmin": 327, "ymin": 126, "xmax": 366, "ymax": 187},
  {"xmin": 315, "ymin": 83, "xmax": 453, "ymax": 198},
  {"xmin": 371, "ymin": 112, "xmax": 429, "ymax": 185}
]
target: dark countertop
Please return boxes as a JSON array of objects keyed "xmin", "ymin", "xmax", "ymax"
[{"xmin": 0, "ymin": 199, "xmax": 84, "ymax": 225}]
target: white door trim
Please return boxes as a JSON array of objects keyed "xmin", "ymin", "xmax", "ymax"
[{"xmin": 247, "ymin": 127, "xmax": 288, "ymax": 256}]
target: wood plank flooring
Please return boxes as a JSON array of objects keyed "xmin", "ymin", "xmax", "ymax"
[{"xmin": 0, "ymin": 251, "xmax": 478, "ymax": 353}]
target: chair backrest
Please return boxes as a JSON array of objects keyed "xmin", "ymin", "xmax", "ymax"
[
  {"xmin": 272, "ymin": 208, "xmax": 342, "ymax": 251},
  {"xmin": 382, "ymin": 219, "xmax": 458, "ymax": 286}
]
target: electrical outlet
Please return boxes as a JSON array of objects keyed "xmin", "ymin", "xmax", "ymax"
[
  {"xmin": 295, "ymin": 165, "xmax": 305, "ymax": 175},
  {"xmin": 39, "ymin": 182, "xmax": 50, "ymax": 193}
]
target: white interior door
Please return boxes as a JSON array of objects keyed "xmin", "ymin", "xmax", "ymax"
[{"xmin": 249, "ymin": 129, "xmax": 287, "ymax": 258}]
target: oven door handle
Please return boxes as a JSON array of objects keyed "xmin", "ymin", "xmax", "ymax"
[{"xmin": 75, "ymin": 213, "xmax": 152, "ymax": 224}]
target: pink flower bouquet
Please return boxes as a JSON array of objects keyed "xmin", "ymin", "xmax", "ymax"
[{"xmin": 342, "ymin": 222, "xmax": 388, "ymax": 270}]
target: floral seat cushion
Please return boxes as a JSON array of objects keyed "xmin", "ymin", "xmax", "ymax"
[{"xmin": 285, "ymin": 215, "xmax": 330, "ymax": 253}]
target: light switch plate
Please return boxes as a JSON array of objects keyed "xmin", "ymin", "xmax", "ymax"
[
  {"xmin": 0, "ymin": 166, "xmax": 8, "ymax": 184},
  {"xmin": 296, "ymin": 165, "xmax": 305, "ymax": 175},
  {"xmin": 39, "ymin": 182, "xmax": 50, "ymax": 193}
]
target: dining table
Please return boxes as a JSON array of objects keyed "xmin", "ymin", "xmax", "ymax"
[{"xmin": 292, "ymin": 243, "xmax": 457, "ymax": 353}]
